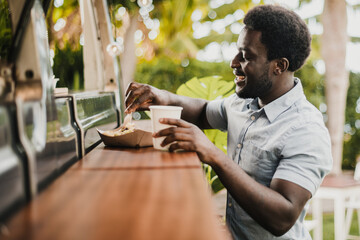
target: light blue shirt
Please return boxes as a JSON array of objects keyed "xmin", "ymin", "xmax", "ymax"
[{"xmin": 206, "ymin": 78, "xmax": 332, "ymax": 240}]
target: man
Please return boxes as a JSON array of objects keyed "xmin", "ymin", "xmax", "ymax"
[{"xmin": 125, "ymin": 5, "xmax": 332, "ymax": 239}]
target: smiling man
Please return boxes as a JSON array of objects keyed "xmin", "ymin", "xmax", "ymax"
[{"xmin": 125, "ymin": 5, "xmax": 332, "ymax": 239}]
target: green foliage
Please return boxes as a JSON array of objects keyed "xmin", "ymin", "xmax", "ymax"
[
  {"xmin": 176, "ymin": 75, "xmax": 235, "ymax": 193},
  {"xmin": 176, "ymin": 75, "xmax": 234, "ymax": 154},
  {"xmin": 37, "ymin": 0, "xmax": 360, "ymax": 174},
  {"xmin": 135, "ymin": 58, "xmax": 237, "ymax": 192},
  {"xmin": 51, "ymin": 0, "xmax": 78, "ymax": 23},
  {"xmin": 177, "ymin": 75, "xmax": 234, "ymax": 100},
  {"xmin": 135, "ymin": 56, "xmax": 234, "ymax": 93},
  {"xmin": 46, "ymin": 0, "xmax": 82, "ymax": 49},
  {"xmin": 135, "ymin": 59, "xmax": 236, "ymax": 193},
  {"xmin": 208, "ymin": 0, "xmax": 262, "ymax": 20},
  {"xmin": 203, "ymin": 163, "xmax": 224, "ymax": 193},
  {"xmin": 45, "ymin": 0, "xmax": 83, "ymax": 90},
  {"xmin": 109, "ymin": 0, "xmax": 163, "ymax": 13},
  {"xmin": 342, "ymin": 72, "xmax": 360, "ymax": 170},
  {"xmin": 52, "ymin": 43, "xmax": 84, "ymax": 90},
  {"xmin": 203, "ymin": 128, "xmax": 228, "ymax": 153},
  {"xmin": 306, "ymin": 212, "xmax": 360, "ymax": 239},
  {"xmin": 295, "ymin": 59, "xmax": 325, "ymax": 108},
  {"xmin": 0, "ymin": 0, "xmax": 12, "ymax": 61}
]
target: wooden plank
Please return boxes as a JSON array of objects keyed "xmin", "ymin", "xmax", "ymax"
[
  {"xmin": 71, "ymin": 144, "xmax": 202, "ymax": 170},
  {"xmin": 321, "ymin": 174, "xmax": 360, "ymax": 188},
  {"xmin": 0, "ymin": 147, "xmax": 230, "ymax": 240}
]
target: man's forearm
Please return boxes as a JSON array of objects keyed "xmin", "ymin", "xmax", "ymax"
[
  {"xmin": 165, "ymin": 91, "xmax": 210, "ymax": 128},
  {"xmin": 124, "ymin": 83, "xmax": 210, "ymax": 128},
  {"xmin": 210, "ymin": 151, "xmax": 304, "ymax": 236}
]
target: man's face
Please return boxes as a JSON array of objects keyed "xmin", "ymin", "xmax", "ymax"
[{"xmin": 231, "ymin": 28, "xmax": 273, "ymax": 99}]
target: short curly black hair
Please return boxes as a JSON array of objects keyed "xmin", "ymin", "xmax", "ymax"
[{"xmin": 243, "ymin": 5, "xmax": 311, "ymax": 72}]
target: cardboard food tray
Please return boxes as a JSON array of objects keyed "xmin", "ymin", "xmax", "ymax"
[{"xmin": 97, "ymin": 124, "xmax": 153, "ymax": 148}]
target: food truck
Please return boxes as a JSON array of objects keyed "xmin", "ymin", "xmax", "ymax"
[
  {"xmin": 0, "ymin": 1, "xmax": 227, "ymax": 239},
  {"xmin": 0, "ymin": 0, "xmax": 121, "ymax": 216}
]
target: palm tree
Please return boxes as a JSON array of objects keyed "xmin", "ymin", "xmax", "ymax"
[
  {"xmin": 113, "ymin": 0, "xmax": 259, "ymax": 95},
  {"xmin": 321, "ymin": 0, "xmax": 349, "ymax": 175}
]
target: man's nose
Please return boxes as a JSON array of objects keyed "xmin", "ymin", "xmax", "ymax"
[{"xmin": 230, "ymin": 55, "xmax": 241, "ymax": 69}]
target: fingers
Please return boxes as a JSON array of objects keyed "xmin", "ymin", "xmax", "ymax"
[
  {"xmin": 158, "ymin": 118, "xmax": 191, "ymax": 128},
  {"xmin": 160, "ymin": 131, "xmax": 194, "ymax": 147},
  {"xmin": 168, "ymin": 142, "xmax": 195, "ymax": 152},
  {"xmin": 125, "ymin": 97, "xmax": 152, "ymax": 113},
  {"xmin": 125, "ymin": 83, "xmax": 153, "ymax": 113},
  {"xmin": 125, "ymin": 84, "xmax": 144, "ymax": 110},
  {"xmin": 152, "ymin": 121, "xmax": 199, "ymax": 150},
  {"xmin": 125, "ymin": 82, "xmax": 141, "ymax": 97},
  {"xmin": 153, "ymin": 119, "xmax": 196, "ymax": 139},
  {"xmin": 153, "ymin": 125, "xmax": 190, "ymax": 140}
]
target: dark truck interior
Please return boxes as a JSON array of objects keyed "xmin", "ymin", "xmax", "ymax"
[{"xmin": 0, "ymin": 0, "xmax": 123, "ymax": 221}]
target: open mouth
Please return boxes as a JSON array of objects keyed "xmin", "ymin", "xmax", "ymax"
[
  {"xmin": 235, "ymin": 75, "xmax": 245, "ymax": 82},
  {"xmin": 233, "ymin": 70, "xmax": 246, "ymax": 86}
]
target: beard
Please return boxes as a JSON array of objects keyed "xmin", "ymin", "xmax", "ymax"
[{"xmin": 236, "ymin": 64, "xmax": 272, "ymax": 99}]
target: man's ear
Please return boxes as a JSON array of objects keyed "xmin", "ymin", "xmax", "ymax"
[{"xmin": 273, "ymin": 58, "xmax": 289, "ymax": 75}]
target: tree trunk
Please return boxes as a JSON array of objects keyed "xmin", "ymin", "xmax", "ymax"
[
  {"xmin": 120, "ymin": 13, "xmax": 138, "ymax": 99},
  {"xmin": 321, "ymin": 0, "xmax": 349, "ymax": 175}
]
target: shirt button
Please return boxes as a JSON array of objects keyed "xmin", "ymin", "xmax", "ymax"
[
  {"xmin": 237, "ymin": 143, "xmax": 242, "ymax": 148},
  {"xmin": 251, "ymin": 115, "xmax": 255, "ymax": 121},
  {"xmin": 228, "ymin": 202, "xmax": 232, "ymax": 207}
]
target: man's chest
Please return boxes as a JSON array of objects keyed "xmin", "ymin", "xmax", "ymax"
[{"xmin": 227, "ymin": 111, "xmax": 286, "ymax": 186}]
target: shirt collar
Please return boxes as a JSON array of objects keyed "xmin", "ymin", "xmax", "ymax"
[{"xmin": 247, "ymin": 78, "xmax": 305, "ymax": 123}]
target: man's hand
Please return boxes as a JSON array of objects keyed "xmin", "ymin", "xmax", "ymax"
[
  {"xmin": 125, "ymin": 82, "xmax": 169, "ymax": 113},
  {"xmin": 124, "ymin": 82, "xmax": 210, "ymax": 128},
  {"xmin": 153, "ymin": 118, "xmax": 312, "ymax": 236},
  {"xmin": 153, "ymin": 118, "xmax": 222, "ymax": 165}
]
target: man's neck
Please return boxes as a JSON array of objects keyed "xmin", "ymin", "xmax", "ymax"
[{"xmin": 258, "ymin": 73, "xmax": 295, "ymax": 107}]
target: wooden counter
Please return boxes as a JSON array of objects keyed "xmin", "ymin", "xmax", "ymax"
[{"xmin": 0, "ymin": 145, "xmax": 230, "ymax": 240}]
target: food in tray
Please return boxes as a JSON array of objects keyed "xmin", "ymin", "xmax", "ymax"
[
  {"xmin": 102, "ymin": 122, "xmax": 135, "ymax": 137},
  {"xmin": 97, "ymin": 118, "xmax": 153, "ymax": 147}
]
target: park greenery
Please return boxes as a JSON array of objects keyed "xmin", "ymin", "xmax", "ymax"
[
  {"xmin": 1, "ymin": 2, "xmax": 360, "ymax": 237},
  {"xmin": 47, "ymin": 0, "xmax": 360, "ymax": 174},
  {"xmin": 1, "ymin": 0, "xmax": 359, "ymax": 181}
]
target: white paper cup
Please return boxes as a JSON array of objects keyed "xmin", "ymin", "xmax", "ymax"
[{"xmin": 149, "ymin": 105, "xmax": 183, "ymax": 150}]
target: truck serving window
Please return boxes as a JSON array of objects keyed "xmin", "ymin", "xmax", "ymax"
[{"xmin": 46, "ymin": 0, "xmax": 84, "ymax": 90}]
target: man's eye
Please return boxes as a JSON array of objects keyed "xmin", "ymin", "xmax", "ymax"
[
  {"xmin": 243, "ymin": 55, "xmax": 251, "ymax": 61},
  {"xmin": 239, "ymin": 51, "xmax": 250, "ymax": 61},
  {"xmin": 236, "ymin": 52, "xmax": 250, "ymax": 61},
  {"xmin": 237, "ymin": 52, "xmax": 244, "ymax": 60},
  {"xmin": 238, "ymin": 52, "xmax": 246, "ymax": 61}
]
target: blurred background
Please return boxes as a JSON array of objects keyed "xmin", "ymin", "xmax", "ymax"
[
  {"xmin": 2, "ymin": 0, "xmax": 359, "ymax": 179},
  {"xmin": 1, "ymin": 1, "xmax": 360, "ymax": 238}
]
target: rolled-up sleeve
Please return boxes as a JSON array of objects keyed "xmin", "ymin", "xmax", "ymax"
[{"xmin": 206, "ymin": 98, "xmax": 228, "ymax": 131}]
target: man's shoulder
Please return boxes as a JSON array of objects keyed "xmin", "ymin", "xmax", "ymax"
[
  {"xmin": 223, "ymin": 94, "xmax": 252, "ymax": 110},
  {"xmin": 295, "ymin": 98, "xmax": 325, "ymax": 124},
  {"xmin": 279, "ymin": 98, "xmax": 329, "ymax": 139}
]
